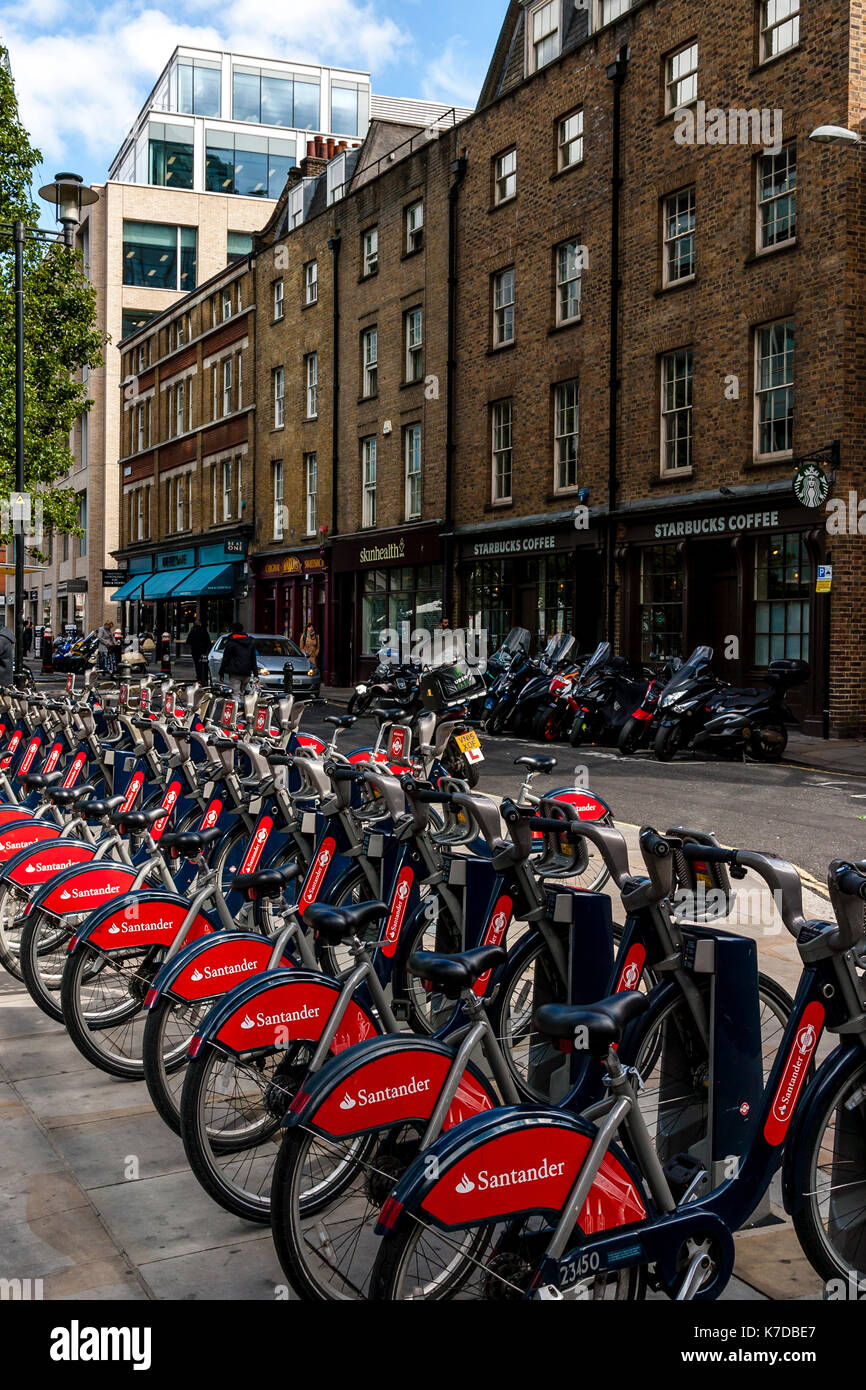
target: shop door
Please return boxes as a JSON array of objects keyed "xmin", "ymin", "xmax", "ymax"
[
  {"xmin": 574, "ymin": 551, "xmax": 603, "ymax": 655},
  {"xmin": 689, "ymin": 542, "xmax": 740, "ymax": 682}
]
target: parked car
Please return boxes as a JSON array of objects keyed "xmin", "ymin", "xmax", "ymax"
[{"xmin": 206, "ymin": 633, "xmax": 321, "ymax": 696}]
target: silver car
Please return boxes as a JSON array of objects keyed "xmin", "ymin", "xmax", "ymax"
[{"xmin": 207, "ymin": 633, "xmax": 320, "ymax": 695}]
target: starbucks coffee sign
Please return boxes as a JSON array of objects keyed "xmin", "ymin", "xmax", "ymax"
[{"xmin": 793, "ymin": 462, "xmax": 830, "ymax": 510}]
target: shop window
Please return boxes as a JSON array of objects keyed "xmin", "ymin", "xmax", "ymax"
[
  {"xmin": 755, "ymin": 319, "xmax": 794, "ymax": 457},
  {"xmin": 757, "ymin": 144, "xmax": 796, "ymax": 251},
  {"xmin": 639, "ymin": 545, "xmax": 683, "ymax": 661},
  {"xmin": 754, "ymin": 532, "xmax": 811, "ymax": 663},
  {"xmin": 466, "ymin": 558, "xmax": 515, "ymax": 653},
  {"xmin": 361, "ymin": 565, "xmax": 443, "ymax": 656},
  {"xmin": 538, "ymin": 553, "xmax": 574, "ymax": 641}
]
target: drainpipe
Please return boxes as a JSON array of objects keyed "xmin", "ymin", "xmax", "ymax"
[
  {"xmin": 605, "ymin": 46, "xmax": 629, "ymax": 643},
  {"xmin": 444, "ymin": 154, "xmax": 467, "ymax": 623},
  {"xmin": 327, "ymin": 233, "xmax": 341, "ymax": 685}
]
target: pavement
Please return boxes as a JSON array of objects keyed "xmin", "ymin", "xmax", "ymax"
[{"xmin": 0, "ymin": 821, "xmax": 828, "ymax": 1302}]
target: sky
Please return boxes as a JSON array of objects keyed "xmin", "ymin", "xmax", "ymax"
[{"xmin": 0, "ymin": 0, "xmax": 504, "ymax": 216}]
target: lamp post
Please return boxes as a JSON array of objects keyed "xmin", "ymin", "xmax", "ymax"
[{"xmin": 1, "ymin": 173, "xmax": 98, "ymax": 680}]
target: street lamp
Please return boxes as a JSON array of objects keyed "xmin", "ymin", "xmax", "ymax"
[
  {"xmin": 808, "ymin": 124, "xmax": 863, "ymax": 147},
  {"xmin": 0, "ymin": 173, "xmax": 98, "ymax": 681}
]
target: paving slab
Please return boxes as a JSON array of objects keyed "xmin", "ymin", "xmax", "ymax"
[
  {"xmin": 14, "ymin": 1069, "xmax": 155, "ymax": 1128},
  {"xmin": 1, "ymin": 1025, "xmax": 97, "ymax": 1082},
  {"xmin": 733, "ymin": 1222, "xmax": 824, "ymax": 1300},
  {"xmin": 138, "ymin": 1234, "xmax": 290, "ymax": 1301},
  {"xmin": 49, "ymin": 1109, "xmax": 190, "ymax": 1190}
]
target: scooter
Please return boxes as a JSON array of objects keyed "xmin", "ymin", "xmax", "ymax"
[
  {"xmin": 568, "ymin": 643, "xmax": 654, "ymax": 748},
  {"xmin": 691, "ymin": 658, "xmax": 808, "ymax": 761},
  {"xmin": 507, "ymin": 634, "xmax": 576, "ymax": 738},
  {"xmin": 481, "ymin": 640, "xmax": 537, "ymax": 735},
  {"xmin": 652, "ymin": 646, "xmax": 727, "ymax": 761},
  {"xmin": 617, "ymin": 657, "xmax": 682, "ymax": 755}
]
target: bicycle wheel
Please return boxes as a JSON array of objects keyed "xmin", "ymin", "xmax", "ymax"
[
  {"xmin": 60, "ymin": 943, "xmax": 161, "ymax": 1078},
  {"xmin": 314, "ymin": 866, "xmax": 380, "ymax": 977},
  {"xmin": 0, "ymin": 879, "xmax": 30, "ymax": 980},
  {"xmin": 627, "ymin": 973, "xmax": 791, "ymax": 1176},
  {"xmin": 142, "ymin": 992, "xmax": 220, "ymax": 1135},
  {"xmin": 793, "ymin": 1055, "xmax": 866, "ymax": 1284},
  {"xmin": 393, "ymin": 899, "xmax": 463, "ymax": 1034},
  {"xmin": 371, "ymin": 1214, "xmax": 646, "ymax": 1300},
  {"xmin": 19, "ymin": 908, "xmax": 83, "ymax": 1021},
  {"xmin": 181, "ymin": 1037, "xmax": 320, "ymax": 1223},
  {"xmin": 493, "ymin": 925, "xmax": 570, "ymax": 1104},
  {"xmin": 271, "ymin": 1121, "xmax": 417, "ymax": 1301}
]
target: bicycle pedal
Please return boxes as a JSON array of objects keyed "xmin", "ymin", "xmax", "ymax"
[
  {"xmin": 390, "ymin": 999, "xmax": 411, "ymax": 1022},
  {"xmin": 662, "ymin": 1152, "xmax": 708, "ymax": 1203}
]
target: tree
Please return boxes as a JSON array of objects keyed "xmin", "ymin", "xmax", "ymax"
[{"xmin": 0, "ymin": 45, "xmax": 104, "ymax": 553}]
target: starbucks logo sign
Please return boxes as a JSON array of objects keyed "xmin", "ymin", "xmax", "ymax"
[{"xmin": 793, "ymin": 463, "xmax": 830, "ymax": 510}]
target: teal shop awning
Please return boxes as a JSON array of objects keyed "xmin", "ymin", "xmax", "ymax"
[
  {"xmin": 110, "ymin": 576, "xmax": 145, "ymax": 602},
  {"xmin": 140, "ymin": 568, "xmax": 194, "ymax": 599},
  {"xmin": 169, "ymin": 564, "xmax": 237, "ymax": 597}
]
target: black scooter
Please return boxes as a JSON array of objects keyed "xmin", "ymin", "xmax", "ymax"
[
  {"xmin": 652, "ymin": 645, "xmax": 726, "ymax": 761},
  {"xmin": 692, "ymin": 658, "xmax": 808, "ymax": 761}
]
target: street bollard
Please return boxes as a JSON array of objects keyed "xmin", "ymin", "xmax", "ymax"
[
  {"xmin": 159, "ymin": 631, "xmax": 172, "ymax": 676},
  {"xmin": 42, "ymin": 626, "xmax": 54, "ymax": 673}
]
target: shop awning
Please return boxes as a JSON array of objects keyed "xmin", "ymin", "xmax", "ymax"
[
  {"xmin": 169, "ymin": 564, "xmax": 236, "ymax": 597},
  {"xmin": 140, "ymin": 569, "xmax": 194, "ymax": 599},
  {"xmin": 110, "ymin": 576, "xmax": 145, "ymax": 602}
]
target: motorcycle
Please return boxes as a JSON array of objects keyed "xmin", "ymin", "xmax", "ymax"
[
  {"xmin": 348, "ymin": 652, "xmax": 421, "ymax": 716},
  {"xmin": 691, "ymin": 658, "xmax": 808, "ymax": 762},
  {"xmin": 481, "ymin": 636, "xmax": 537, "ymax": 735},
  {"xmin": 617, "ymin": 657, "xmax": 683, "ymax": 755},
  {"xmin": 652, "ymin": 645, "xmax": 727, "ymax": 761},
  {"xmin": 568, "ymin": 642, "xmax": 655, "ymax": 747},
  {"xmin": 507, "ymin": 633, "xmax": 576, "ymax": 738}
]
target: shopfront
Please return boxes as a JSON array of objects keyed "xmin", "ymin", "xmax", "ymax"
[
  {"xmin": 331, "ymin": 525, "xmax": 442, "ymax": 684},
  {"xmin": 618, "ymin": 487, "xmax": 827, "ymax": 730},
  {"xmin": 457, "ymin": 522, "xmax": 602, "ymax": 656},
  {"xmin": 253, "ymin": 548, "xmax": 329, "ymax": 656},
  {"xmin": 111, "ymin": 538, "xmax": 248, "ymax": 649}
]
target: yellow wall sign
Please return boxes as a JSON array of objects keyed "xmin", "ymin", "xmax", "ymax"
[{"xmin": 816, "ymin": 564, "xmax": 832, "ymax": 593}]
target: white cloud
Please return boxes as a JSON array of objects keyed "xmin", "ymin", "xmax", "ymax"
[{"xmin": 421, "ymin": 35, "xmax": 482, "ymax": 110}]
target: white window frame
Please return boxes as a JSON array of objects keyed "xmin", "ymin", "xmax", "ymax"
[
  {"xmin": 175, "ymin": 381, "xmax": 185, "ymax": 436},
  {"xmin": 289, "ymin": 185, "xmax": 304, "ymax": 230},
  {"xmin": 362, "ymin": 437, "xmax": 377, "ymax": 527},
  {"xmin": 666, "ymin": 42, "xmax": 698, "ymax": 111},
  {"xmin": 405, "ymin": 201, "xmax": 424, "ymax": 254},
  {"xmin": 557, "ymin": 109, "xmax": 583, "ymax": 170},
  {"xmin": 274, "ymin": 366, "xmax": 285, "ymax": 428},
  {"xmin": 492, "ymin": 268, "xmax": 515, "ymax": 346},
  {"xmin": 760, "ymin": 0, "xmax": 799, "ymax": 61},
  {"xmin": 273, "ymin": 279, "xmax": 284, "ymax": 320},
  {"xmin": 221, "ymin": 289, "xmax": 232, "ymax": 322},
  {"xmin": 660, "ymin": 348, "xmax": 694, "ymax": 475},
  {"xmin": 663, "ymin": 187, "xmax": 696, "ymax": 286},
  {"xmin": 305, "ymin": 259, "xmax": 318, "ymax": 305},
  {"xmin": 221, "ymin": 458, "xmax": 233, "ymax": 522},
  {"xmin": 494, "ymin": 148, "xmax": 517, "ymax": 205},
  {"xmin": 273, "ymin": 460, "xmax": 284, "ymax": 539},
  {"xmin": 305, "ymin": 452, "xmax": 317, "ymax": 535},
  {"xmin": 362, "ymin": 226, "xmax": 378, "ymax": 275},
  {"xmin": 222, "ymin": 357, "xmax": 233, "ymax": 417},
  {"xmin": 554, "ymin": 380, "xmax": 579, "ymax": 491},
  {"xmin": 600, "ymin": 0, "xmax": 632, "ymax": 25},
  {"xmin": 405, "ymin": 308, "xmax": 423, "ymax": 382},
  {"xmin": 754, "ymin": 320, "xmax": 794, "ymax": 459},
  {"xmin": 362, "ymin": 326, "xmax": 378, "ymax": 397},
  {"xmin": 757, "ymin": 143, "xmax": 797, "ymax": 252},
  {"xmin": 491, "ymin": 400, "xmax": 513, "ymax": 503},
  {"xmin": 556, "ymin": 241, "xmax": 582, "ymax": 324},
  {"xmin": 404, "ymin": 424, "xmax": 422, "ymax": 519},
  {"xmin": 305, "ymin": 353, "xmax": 318, "ymax": 418},
  {"xmin": 529, "ymin": 0, "xmax": 559, "ymax": 71}
]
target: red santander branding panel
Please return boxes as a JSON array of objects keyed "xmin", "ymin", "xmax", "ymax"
[
  {"xmin": 170, "ymin": 938, "xmax": 291, "ymax": 1002},
  {"xmin": 215, "ymin": 980, "xmax": 375, "ymax": 1053},
  {"xmin": 238, "ymin": 817, "xmax": 273, "ymax": 875},
  {"xmin": 422, "ymin": 1127, "xmax": 646, "ymax": 1231},
  {"xmin": 199, "ymin": 798, "xmax": 223, "ymax": 831},
  {"xmin": 473, "ymin": 894, "xmax": 513, "ymax": 997},
  {"xmin": 313, "ymin": 1051, "xmax": 492, "ymax": 1138},
  {"xmin": 614, "ymin": 942, "xmax": 646, "ymax": 994},
  {"xmin": 299, "ymin": 837, "xmax": 336, "ymax": 910},
  {"xmin": 18, "ymin": 736, "xmax": 42, "ymax": 776},
  {"xmin": 8, "ymin": 842, "xmax": 96, "ymax": 886},
  {"xmin": 0, "ymin": 821, "xmax": 59, "ymax": 859},
  {"xmin": 551, "ymin": 790, "xmax": 611, "ymax": 821},
  {"xmin": 43, "ymin": 743, "xmax": 64, "ymax": 774},
  {"xmin": 763, "ymin": 1000, "xmax": 825, "ymax": 1146},
  {"xmin": 151, "ymin": 780, "xmax": 181, "ymax": 842},
  {"xmin": 296, "ymin": 734, "xmax": 326, "ymax": 755},
  {"xmin": 88, "ymin": 899, "xmax": 212, "ymax": 951},
  {"xmin": 61, "ymin": 751, "xmax": 87, "ymax": 788},
  {"xmin": 41, "ymin": 866, "xmax": 140, "ymax": 915},
  {"xmin": 0, "ymin": 806, "xmax": 35, "ymax": 828},
  {"xmin": 119, "ymin": 771, "xmax": 145, "ymax": 814},
  {"xmin": 381, "ymin": 866, "xmax": 414, "ymax": 958}
]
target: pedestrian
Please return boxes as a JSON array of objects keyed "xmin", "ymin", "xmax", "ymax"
[
  {"xmin": 299, "ymin": 621, "xmax": 320, "ymax": 670},
  {"xmin": 0, "ymin": 617, "xmax": 13, "ymax": 687},
  {"xmin": 186, "ymin": 618, "xmax": 212, "ymax": 687},
  {"xmin": 97, "ymin": 620, "xmax": 115, "ymax": 674},
  {"xmin": 23, "ymin": 619, "xmax": 33, "ymax": 655},
  {"xmin": 218, "ymin": 620, "xmax": 258, "ymax": 699}
]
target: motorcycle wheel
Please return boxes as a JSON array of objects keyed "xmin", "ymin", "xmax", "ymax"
[
  {"xmin": 531, "ymin": 705, "xmax": 560, "ymax": 742},
  {"xmin": 654, "ymin": 722, "xmax": 685, "ymax": 762},
  {"xmin": 568, "ymin": 713, "xmax": 588, "ymax": 748},
  {"xmin": 484, "ymin": 711, "xmax": 504, "ymax": 735},
  {"xmin": 617, "ymin": 718, "xmax": 644, "ymax": 756},
  {"xmin": 750, "ymin": 725, "xmax": 788, "ymax": 761}
]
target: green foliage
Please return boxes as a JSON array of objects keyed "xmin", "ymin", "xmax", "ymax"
[{"xmin": 0, "ymin": 45, "xmax": 104, "ymax": 550}]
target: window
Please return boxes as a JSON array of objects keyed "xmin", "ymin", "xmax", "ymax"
[
  {"xmin": 305, "ymin": 353, "xmax": 318, "ymax": 418},
  {"xmin": 405, "ymin": 200, "xmax": 423, "ymax": 253},
  {"xmin": 232, "ymin": 66, "xmax": 320, "ymax": 128},
  {"xmin": 405, "ymin": 308, "xmax": 423, "ymax": 382},
  {"xmin": 362, "ymin": 326, "xmax": 378, "ymax": 397},
  {"xmin": 362, "ymin": 226, "xmax": 378, "ymax": 276},
  {"xmin": 121, "ymin": 310, "xmax": 157, "ymax": 340},
  {"xmin": 221, "ymin": 459, "xmax": 233, "ymax": 522},
  {"xmin": 174, "ymin": 381, "xmax": 185, "ymax": 436},
  {"xmin": 289, "ymin": 185, "xmax": 305, "ymax": 230},
  {"xmin": 661, "ymin": 349, "xmax": 693, "ymax": 473},
  {"xmin": 206, "ymin": 130, "xmax": 296, "ymax": 198},
  {"xmin": 326, "ymin": 154, "xmax": 347, "ymax": 206},
  {"xmin": 221, "ymin": 289, "xmax": 232, "ymax": 322},
  {"xmin": 273, "ymin": 367, "xmax": 285, "ymax": 428},
  {"xmin": 122, "ymin": 222, "xmax": 197, "ymax": 290},
  {"xmin": 169, "ymin": 474, "xmax": 187, "ymax": 533},
  {"xmin": 554, "ymin": 380, "xmax": 579, "ymax": 490},
  {"xmin": 404, "ymin": 424, "xmax": 422, "ymax": 519},
  {"xmin": 273, "ymin": 280, "xmax": 284, "ymax": 319},
  {"xmin": 77, "ymin": 491, "xmax": 87, "ymax": 558},
  {"xmin": 176, "ymin": 57, "xmax": 221, "ymax": 117},
  {"xmin": 754, "ymin": 532, "xmax": 811, "ymax": 664},
  {"xmin": 758, "ymin": 144, "xmax": 796, "ymax": 249},
  {"xmin": 272, "ymin": 461, "xmax": 284, "ymax": 539},
  {"xmin": 492, "ymin": 268, "xmax": 515, "ymax": 346},
  {"xmin": 331, "ymin": 80, "xmax": 369, "ymax": 137},
  {"xmin": 556, "ymin": 241, "xmax": 582, "ymax": 323},
  {"xmin": 530, "ymin": 1, "xmax": 559, "ymax": 70},
  {"xmin": 227, "ymin": 232, "xmax": 252, "ymax": 265},
  {"xmin": 755, "ymin": 320, "xmax": 794, "ymax": 457},
  {"xmin": 135, "ymin": 402, "xmax": 146, "ymax": 452},
  {"xmin": 305, "ymin": 259, "xmax": 318, "ymax": 305},
  {"xmin": 663, "ymin": 187, "xmax": 696, "ymax": 284},
  {"xmin": 557, "ymin": 109, "xmax": 583, "ymax": 170},
  {"xmin": 639, "ymin": 545, "xmax": 683, "ymax": 661},
  {"xmin": 601, "ymin": 0, "xmax": 632, "ymax": 22},
  {"xmin": 760, "ymin": 0, "xmax": 799, "ymax": 59},
  {"xmin": 492, "ymin": 400, "xmax": 514, "ymax": 502},
  {"xmin": 147, "ymin": 122, "xmax": 193, "ymax": 189},
  {"xmin": 305, "ymin": 453, "xmax": 317, "ymax": 534},
  {"xmin": 80, "ymin": 411, "xmax": 88, "ymax": 468},
  {"xmin": 494, "ymin": 149, "xmax": 517, "ymax": 204},
  {"xmin": 666, "ymin": 43, "xmax": 698, "ymax": 110},
  {"xmin": 362, "ymin": 437, "xmax": 377, "ymax": 527},
  {"xmin": 134, "ymin": 486, "xmax": 150, "ymax": 542},
  {"xmin": 222, "ymin": 358, "xmax": 233, "ymax": 416}
]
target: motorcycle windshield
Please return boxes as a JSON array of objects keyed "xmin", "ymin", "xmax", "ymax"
[
  {"xmin": 577, "ymin": 642, "xmax": 611, "ymax": 683},
  {"xmin": 499, "ymin": 627, "xmax": 532, "ymax": 657},
  {"xmin": 660, "ymin": 645, "xmax": 714, "ymax": 698},
  {"xmin": 542, "ymin": 633, "xmax": 575, "ymax": 665}
]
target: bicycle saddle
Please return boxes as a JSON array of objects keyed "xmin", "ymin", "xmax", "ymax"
[
  {"xmin": 110, "ymin": 806, "xmax": 175, "ymax": 831},
  {"xmin": 233, "ymin": 862, "xmax": 302, "ymax": 899},
  {"xmin": 323, "ymin": 714, "xmax": 357, "ymax": 728},
  {"xmin": 535, "ymin": 991, "xmax": 649, "ymax": 1054},
  {"xmin": 370, "ymin": 705, "xmax": 408, "ymax": 720},
  {"xmin": 46, "ymin": 784, "xmax": 100, "ymax": 808},
  {"xmin": 159, "ymin": 826, "xmax": 222, "ymax": 857},
  {"xmin": 19, "ymin": 771, "xmax": 63, "ymax": 790},
  {"xmin": 303, "ymin": 900, "xmax": 387, "ymax": 942},
  {"xmin": 408, "ymin": 946, "xmax": 507, "ymax": 999},
  {"xmin": 513, "ymin": 755, "xmax": 556, "ymax": 773},
  {"xmin": 79, "ymin": 794, "xmax": 125, "ymax": 818}
]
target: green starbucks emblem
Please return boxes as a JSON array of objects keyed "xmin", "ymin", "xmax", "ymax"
[{"xmin": 793, "ymin": 463, "xmax": 830, "ymax": 510}]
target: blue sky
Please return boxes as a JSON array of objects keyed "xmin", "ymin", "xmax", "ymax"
[{"xmin": 0, "ymin": 0, "xmax": 504, "ymax": 215}]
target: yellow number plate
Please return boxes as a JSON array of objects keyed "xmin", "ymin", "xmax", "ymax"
[{"xmin": 455, "ymin": 729, "xmax": 480, "ymax": 752}]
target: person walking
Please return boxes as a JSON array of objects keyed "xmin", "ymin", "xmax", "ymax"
[
  {"xmin": 218, "ymin": 620, "xmax": 258, "ymax": 699},
  {"xmin": 23, "ymin": 619, "xmax": 33, "ymax": 656},
  {"xmin": 186, "ymin": 618, "xmax": 212, "ymax": 686},
  {"xmin": 299, "ymin": 622, "xmax": 320, "ymax": 670},
  {"xmin": 97, "ymin": 620, "xmax": 115, "ymax": 675},
  {"xmin": 0, "ymin": 619, "xmax": 14, "ymax": 687}
]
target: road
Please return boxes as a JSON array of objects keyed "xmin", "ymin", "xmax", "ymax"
[{"xmin": 304, "ymin": 711, "xmax": 866, "ymax": 886}]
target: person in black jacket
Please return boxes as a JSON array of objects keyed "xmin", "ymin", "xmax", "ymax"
[
  {"xmin": 218, "ymin": 621, "xmax": 258, "ymax": 698},
  {"xmin": 0, "ymin": 623, "xmax": 14, "ymax": 687},
  {"xmin": 186, "ymin": 619, "xmax": 212, "ymax": 686}
]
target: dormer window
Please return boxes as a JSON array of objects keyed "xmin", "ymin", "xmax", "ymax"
[{"xmin": 529, "ymin": 1, "xmax": 560, "ymax": 71}]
